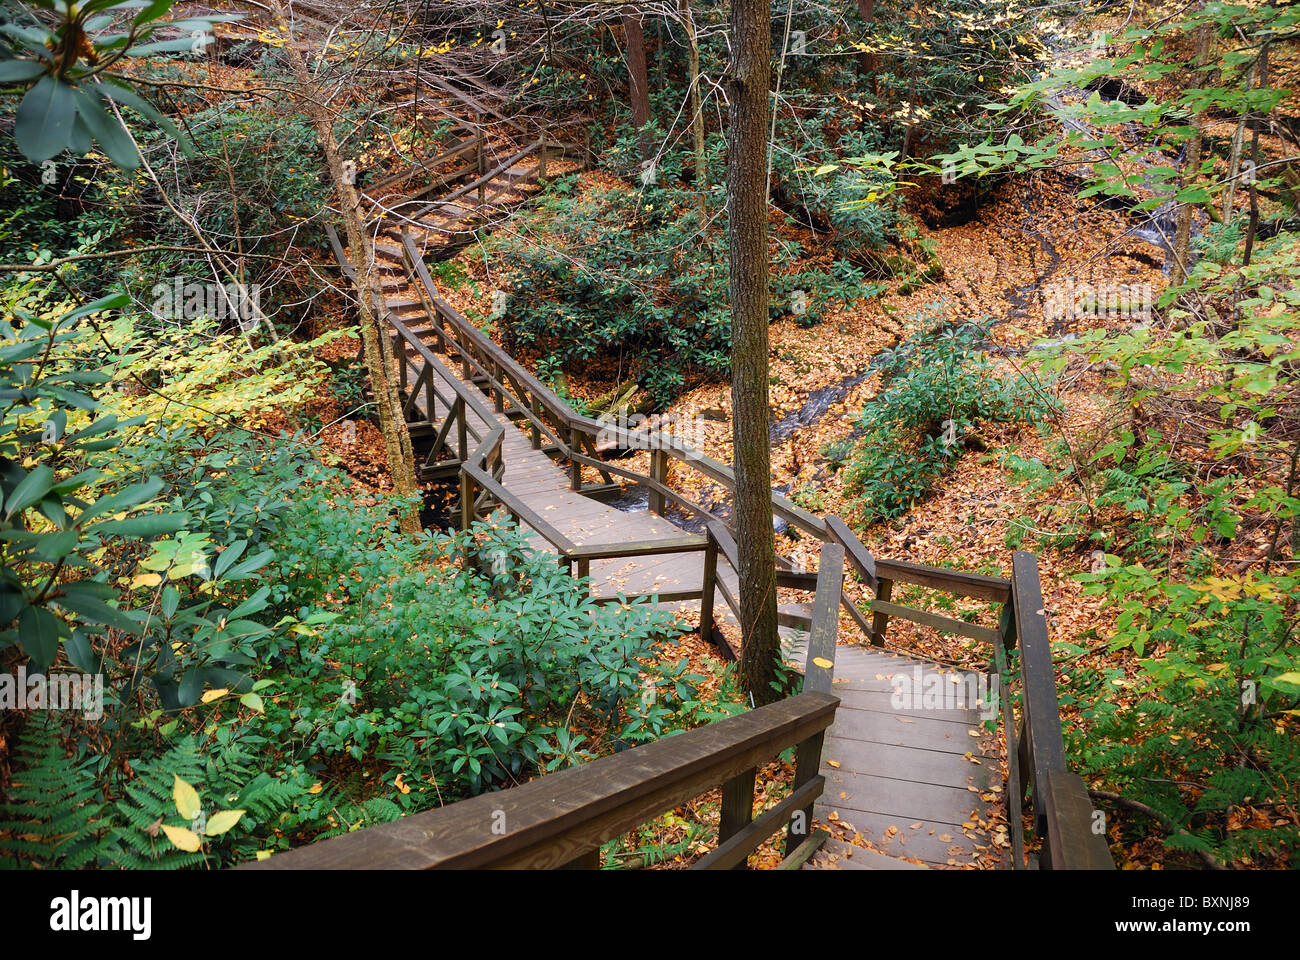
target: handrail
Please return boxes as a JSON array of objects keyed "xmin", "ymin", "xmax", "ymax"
[
  {"xmin": 326, "ymin": 149, "xmax": 1113, "ymax": 870},
  {"xmin": 1004, "ymin": 552, "xmax": 1114, "ymax": 870},
  {"xmin": 243, "ymin": 689, "xmax": 839, "ymax": 870}
]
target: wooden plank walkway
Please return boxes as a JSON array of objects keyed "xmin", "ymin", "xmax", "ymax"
[
  {"xmin": 426, "ymin": 349, "xmax": 725, "ymax": 601},
  {"xmin": 360, "ymin": 137, "xmax": 1005, "ymax": 870},
  {"xmin": 791, "ymin": 642, "xmax": 1002, "ymax": 869}
]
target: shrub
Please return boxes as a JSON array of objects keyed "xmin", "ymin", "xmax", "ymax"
[{"xmin": 843, "ymin": 317, "xmax": 1047, "ymax": 522}]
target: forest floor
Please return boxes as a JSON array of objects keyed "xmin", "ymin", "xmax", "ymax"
[{"xmin": 426, "ymin": 164, "xmax": 1170, "ymax": 867}]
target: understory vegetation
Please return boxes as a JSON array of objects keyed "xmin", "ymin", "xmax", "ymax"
[
  {"xmin": 0, "ymin": 0, "xmax": 1296, "ymax": 874},
  {"xmin": 0, "ymin": 291, "xmax": 717, "ymax": 867}
]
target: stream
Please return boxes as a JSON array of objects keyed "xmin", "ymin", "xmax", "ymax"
[{"xmin": 604, "ymin": 27, "xmax": 1193, "ymax": 526}]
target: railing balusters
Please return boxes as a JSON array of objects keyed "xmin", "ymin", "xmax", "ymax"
[
  {"xmin": 871, "ymin": 576, "xmax": 893, "ymax": 646},
  {"xmin": 648, "ymin": 448, "xmax": 667, "ymax": 515}
]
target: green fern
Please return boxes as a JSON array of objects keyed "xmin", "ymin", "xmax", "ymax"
[
  {"xmin": 0, "ymin": 719, "xmax": 110, "ymax": 868},
  {"xmin": 1, "ymin": 722, "xmax": 302, "ymax": 869}
]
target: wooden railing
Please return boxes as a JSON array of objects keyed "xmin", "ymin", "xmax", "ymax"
[
  {"xmin": 244, "ymin": 552, "xmax": 846, "ymax": 870},
  {"xmin": 995, "ymin": 552, "xmax": 1114, "ymax": 869},
  {"xmin": 317, "ymin": 179, "xmax": 1115, "ymax": 870}
]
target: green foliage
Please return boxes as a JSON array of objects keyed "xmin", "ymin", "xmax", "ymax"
[
  {"xmin": 1, "ymin": 717, "xmax": 302, "ymax": 868},
  {"xmin": 496, "ymin": 131, "xmax": 861, "ymax": 403},
  {"xmin": 844, "ymin": 317, "xmax": 1046, "ymax": 522},
  {"xmin": 0, "ymin": 0, "xmax": 240, "ymax": 169},
  {"xmin": 0, "ymin": 294, "xmax": 186, "ymax": 670},
  {"xmin": 1067, "ymin": 557, "xmax": 1300, "ymax": 865}
]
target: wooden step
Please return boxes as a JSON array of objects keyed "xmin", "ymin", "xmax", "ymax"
[{"xmin": 806, "ymin": 837, "xmax": 928, "ymax": 870}]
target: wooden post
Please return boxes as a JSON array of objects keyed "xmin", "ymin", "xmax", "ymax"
[
  {"xmin": 559, "ymin": 848, "xmax": 600, "ymax": 869},
  {"xmin": 538, "ymin": 131, "xmax": 547, "ymax": 181},
  {"xmin": 700, "ymin": 531, "xmax": 718, "ymax": 644},
  {"xmin": 718, "ymin": 767, "xmax": 757, "ymax": 868},
  {"xmin": 455, "ymin": 397, "xmax": 467, "ymax": 462},
  {"xmin": 577, "ymin": 558, "xmax": 591, "ymax": 595},
  {"xmin": 530, "ymin": 397, "xmax": 542, "ymax": 449},
  {"xmin": 459, "ymin": 471, "xmax": 474, "ymax": 530},
  {"xmin": 648, "ymin": 448, "xmax": 668, "ymax": 515},
  {"xmin": 786, "ymin": 731, "xmax": 824, "ymax": 855},
  {"xmin": 870, "ymin": 577, "xmax": 893, "ymax": 646},
  {"xmin": 998, "ymin": 599, "xmax": 1018, "ymax": 651},
  {"xmin": 569, "ymin": 426, "xmax": 581, "ymax": 491}
]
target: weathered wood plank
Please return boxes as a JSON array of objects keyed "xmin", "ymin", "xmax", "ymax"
[
  {"xmin": 868, "ymin": 599, "xmax": 1001, "ymax": 645},
  {"xmin": 244, "ymin": 691, "xmax": 839, "ymax": 870}
]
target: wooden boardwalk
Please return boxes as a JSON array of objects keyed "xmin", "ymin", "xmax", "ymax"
[
  {"xmin": 417, "ymin": 350, "xmax": 725, "ymax": 602},
  {"xmin": 350, "ymin": 130, "xmax": 1004, "ymax": 870},
  {"xmin": 412, "ymin": 336, "xmax": 1002, "ymax": 869},
  {"xmin": 800, "ymin": 644, "xmax": 1000, "ymax": 869}
]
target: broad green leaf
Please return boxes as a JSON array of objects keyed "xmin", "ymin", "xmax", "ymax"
[
  {"xmin": 5, "ymin": 465, "xmax": 54, "ymax": 519},
  {"xmin": 73, "ymin": 87, "xmax": 139, "ymax": 169},
  {"xmin": 0, "ymin": 60, "xmax": 46, "ymax": 83},
  {"xmin": 15, "ymin": 75, "xmax": 75, "ymax": 162},
  {"xmin": 17, "ymin": 605, "xmax": 61, "ymax": 669}
]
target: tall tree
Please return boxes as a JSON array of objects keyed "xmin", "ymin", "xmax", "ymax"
[
  {"xmin": 677, "ymin": 0, "xmax": 707, "ymax": 212},
  {"xmin": 623, "ymin": 6, "xmax": 652, "ymax": 158},
  {"xmin": 268, "ymin": 0, "xmax": 421, "ymax": 534},
  {"xmin": 727, "ymin": 0, "xmax": 780, "ymax": 704},
  {"xmin": 1171, "ymin": 20, "xmax": 1212, "ymax": 286},
  {"xmin": 857, "ymin": 0, "xmax": 877, "ymax": 88}
]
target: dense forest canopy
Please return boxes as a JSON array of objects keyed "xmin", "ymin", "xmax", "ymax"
[{"xmin": 0, "ymin": 0, "xmax": 1296, "ymax": 881}]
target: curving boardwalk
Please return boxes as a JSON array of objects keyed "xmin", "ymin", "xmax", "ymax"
[{"xmin": 336, "ymin": 127, "xmax": 1008, "ymax": 869}]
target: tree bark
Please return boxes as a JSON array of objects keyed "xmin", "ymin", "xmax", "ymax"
[
  {"xmin": 1171, "ymin": 23, "xmax": 1212, "ymax": 286},
  {"xmin": 268, "ymin": 0, "xmax": 421, "ymax": 533},
  {"xmin": 1243, "ymin": 44, "xmax": 1270, "ymax": 267},
  {"xmin": 727, "ymin": 0, "xmax": 780, "ymax": 705},
  {"xmin": 678, "ymin": 0, "xmax": 707, "ymax": 215},
  {"xmin": 623, "ymin": 7, "xmax": 652, "ymax": 159},
  {"xmin": 857, "ymin": 0, "xmax": 877, "ymax": 93}
]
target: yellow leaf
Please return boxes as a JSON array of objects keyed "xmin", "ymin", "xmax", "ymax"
[
  {"xmin": 205, "ymin": 809, "xmax": 245, "ymax": 837},
  {"xmin": 812, "ymin": 657, "xmax": 833, "ymax": 669},
  {"xmin": 814, "ymin": 164, "xmax": 840, "ymax": 176},
  {"xmin": 308, "ymin": 782, "xmax": 323, "ymax": 794},
  {"xmin": 256, "ymin": 850, "xmax": 273, "ymax": 861},
  {"xmin": 173, "ymin": 774, "xmax": 201, "ymax": 820},
  {"xmin": 200, "ymin": 688, "xmax": 229, "ymax": 704},
  {"xmin": 131, "ymin": 573, "xmax": 162, "ymax": 589},
  {"xmin": 161, "ymin": 824, "xmax": 202, "ymax": 852},
  {"xmin": 826, "ymin": 760, "xmax": 841, "ymax": 768}
]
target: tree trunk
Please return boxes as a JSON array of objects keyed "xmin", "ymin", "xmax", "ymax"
[
  {"xmin": 1243, "ymin": 44, "xmax": 1270, "ymax": 267},
  {"xmin": 857, "ymin": 0, "xmax": 877, "ymax": 94},
  {"xmin": 727, "ymin": 0, "xmax": 780, "ymax": 705},
  {"xmin": 623, "ymin": 8, "xmax": 652, "ymax": 159},
  {"xmin": 268, "ymin": 0, "xmax": 421, "ymax": 533},
  {"xmin": 679, "ymin": 0, "xmax": 707, "ymax": 215},
  {"xmin": 1171, "ymin": 23, "xmax": 1212, "ymax": 286}
]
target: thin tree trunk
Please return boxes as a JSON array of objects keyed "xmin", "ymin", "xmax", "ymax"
[
  {"xmin": 268, "ymin": 0, "xmax": 421, "ymax": 533},
  {"xmin": 1172, "ymin": 23, "xmax": 1212, "ymax": 286},
  {"xmin": 623, "ymin": 7, "xmax": 652, "ymax": 159},
  {"xmin": 857, "ymin": 0, "xmax": 877, "ymax": 93},
  {"xmin": 1243, "ymin": 44, "xmax": 1270, "ymax": 267},
  {"xmin": 727, "ymin": 0, "xmax": 780, "ymax": 705},
  {"xmin": 1221, "ymin": 60, "xmax": 1257, "ymax": 221},
  {"xmin": 678, "ymin": 0, "xmax": 707, "ymax": 215}
]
